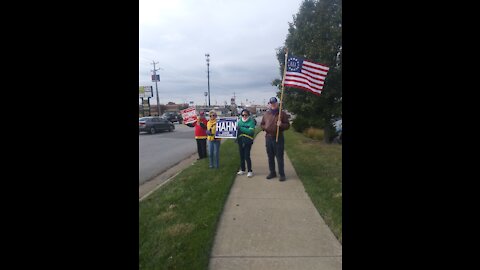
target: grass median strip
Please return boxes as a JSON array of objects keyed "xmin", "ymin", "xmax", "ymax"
[
  {"xmin": 140, "ymin": 127, "xmax": 261, "ymax": 270},
  {"xmin": 284, "ymin": 128, "xmax": 342, "ymax": 243}
]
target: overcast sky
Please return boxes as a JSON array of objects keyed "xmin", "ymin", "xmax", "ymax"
[{"xmin": 139, "ymin": 0, "xmax": 304, "ymax": 107}]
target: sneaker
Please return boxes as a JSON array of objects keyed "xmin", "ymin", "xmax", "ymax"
[
  {"xmin": 237, "ymin": 170, "xmax": 246, "ymax": 175},
  {"xmin": 266, "ymin": 173, "xmax": 277, "ymax": 179},
  {"xmin": 247, "ymin": 172, "xmax": 254, "ymax": 178},
  {"xmin": 279, "ymin": 175, "xmax": 286, "ymax": 181}
]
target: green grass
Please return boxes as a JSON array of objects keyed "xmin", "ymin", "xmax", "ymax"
[
  {"xmin": 140, "ymin": 129, "xmax": 262, "ymax": 270},
  {"xmin": 139, "ymin": 126, "xmax": 341, "ymax": 270},
  {"xmin": 284, "ymin": 128, "xmax": 342, "ymax": 243}
]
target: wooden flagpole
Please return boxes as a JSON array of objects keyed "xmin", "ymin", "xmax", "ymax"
[{"xmin": 276, "ymin": 48, "xmax": 288, "ymax": 143}]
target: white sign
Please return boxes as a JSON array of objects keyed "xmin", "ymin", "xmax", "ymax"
[
  {"xmin": 144, "ymin": 86, "xmax": 153, "ymax": 98},
  {"xmin": 139, "ymin": 86, "xmax": 153, "ymax": 98},
  {"xmin": 180, "ymin": 107, "xmax": 197, "ymax": 125}
]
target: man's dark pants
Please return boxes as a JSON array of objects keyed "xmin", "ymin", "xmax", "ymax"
[{"xmin": 265, "ymin": 134, "xmax": 285, "ymax": 177}]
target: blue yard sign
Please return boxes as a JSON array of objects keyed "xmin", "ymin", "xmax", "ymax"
[{"xmin": 215, "ymin": 117, "xmax": 238, "ymax": 139}]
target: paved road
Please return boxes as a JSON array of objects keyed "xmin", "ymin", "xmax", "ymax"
[{"xmin": 139, "ymin": 123, "xmax": 197, "ymax": 185}]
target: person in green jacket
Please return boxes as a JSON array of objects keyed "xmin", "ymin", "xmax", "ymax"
[{"xmin": 237, "ymin": 109, "xmax": 256, "ymax": 177}]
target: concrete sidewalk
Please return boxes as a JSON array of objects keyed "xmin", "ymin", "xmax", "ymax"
[{"xmin": 209, "ymin": 131, "xmax": 342, "ymax": 270}]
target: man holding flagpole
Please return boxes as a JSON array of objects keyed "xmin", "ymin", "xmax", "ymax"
[{"xmin": 261, "ymin": 97, "xmax": 290, "ymax": 181}]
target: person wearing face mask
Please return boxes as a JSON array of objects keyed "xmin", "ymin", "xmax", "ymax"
[
  {"xmin": 260, "ymin": 97, "xmax": 290, "ymax": 181},
  {"xmin": 236, "ymin": 109, "xmax": 256, "ymax": 178}
]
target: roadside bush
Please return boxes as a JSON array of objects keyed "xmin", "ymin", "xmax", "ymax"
[
  {"xmin": 292, "ymin": 114, "xmax": 328, "ymax": 132},
  {"xmin": 292, "ymin": 115, "xmax": 309, "ymax": 132},
  {"xmin": 303, "ymin": 127, "xmax": 324, "ymax": 141}
]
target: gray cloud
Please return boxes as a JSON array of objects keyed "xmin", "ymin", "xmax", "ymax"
[{"xmin": 139, "ymin": 0, "xmax": 303, "ymax": 106}]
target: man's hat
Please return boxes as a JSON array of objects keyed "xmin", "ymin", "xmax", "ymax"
[{"xmin": 268, "ymin": 97, "xmax": 278, "ymax": 104}]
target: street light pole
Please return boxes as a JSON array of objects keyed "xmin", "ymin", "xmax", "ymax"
[
  {"xmin": 152, "ymin": 61, "xmax": 161, "ymax": 116},
  {"xmin": 205, "ymin": 53, "xmax": 211, "ymax": 107}
]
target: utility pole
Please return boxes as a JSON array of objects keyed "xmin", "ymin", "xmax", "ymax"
[
  {"xmin": 151, "ymin": 61, "xmax": 161, "ymax": 116},
  {"xmin": 205, "ymin": 53, "xmax": 211, "ymax": 107}
]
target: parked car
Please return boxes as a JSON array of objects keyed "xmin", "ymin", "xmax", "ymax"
[
  {"xmin": 139, "ymin": 117, "xmax": 175, "ymax": 134},
  {"xmin": 161, "ymin": 112, "xmax": 183, "ymax": 123}
]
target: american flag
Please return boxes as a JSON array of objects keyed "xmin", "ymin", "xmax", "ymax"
[{"xmin": 284, "ymin": 55, "xmax": 329, "ymax": 96}]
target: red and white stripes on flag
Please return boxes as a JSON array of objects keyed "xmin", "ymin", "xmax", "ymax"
[{"xmin": 283, "ymin": 55, "xmax": 329, "ymax": 96}]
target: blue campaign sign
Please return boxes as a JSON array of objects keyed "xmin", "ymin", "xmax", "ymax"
[{"xmin": 215, "ymin": 117, "xmax": 238, "ymax": 139}]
